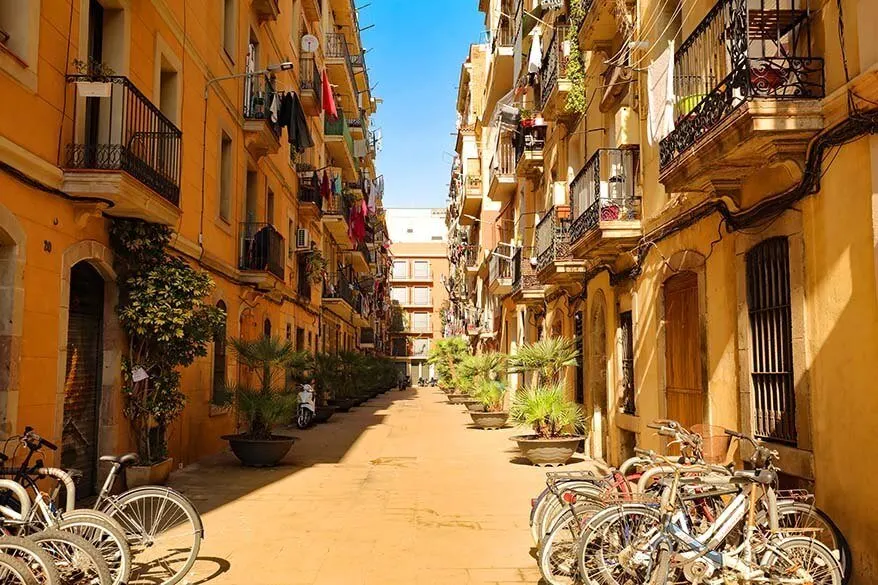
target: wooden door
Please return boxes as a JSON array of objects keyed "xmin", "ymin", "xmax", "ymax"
[{"xmin": 664, "ymin": 272, "xmax": 703, "ymax": 431}]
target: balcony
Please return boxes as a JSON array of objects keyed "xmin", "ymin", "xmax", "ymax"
[
  {"xmin": 569, "ymin": 148, "xmax": 641, "ymax": 259},
  {"xmin": 347, "ymin": 112, "xmax": 367, "ymax": 140},
  {"xmin": 251, "ymin": 0, "xmax": 280, "ymax": 21},
  {"xmin": 487, "ymin": 136, "xmax": 516, "ymax": 203},
  {"xmin": 658, "ymin": 0, "xmax": 824, "ymax": 194},
  {"xmin": 515, "ymin": 123, "xmax": 546, "ymax": 178},
  {"xmin": 239, "ymin": 222, "xmax": 285, "ymax": 288},
  {"xmin": 485, "ymin": 12, "xmax": 515, "ymax": 114},
  {"xmin": 348, "ymin": 242, "xmax": 370, "ymax": 273},
  {"xmin": 360, "ymin": 328, "xmax": 375, "ymax": 348},
  {"xmin": 390, "ymin": 270, "xmax": 433, "ymax": 283},
  {"xmin": 323, "ymin": 271, "xmax": 357, "ymax": 319},
  {"xmin": 243, "ymin": 73, "xmax": 282, "ymax": 158},
  {"xmin": 324, "ymin": 114, "xmax": 357, "ymax": 176},
  {"xmin": 460, "ymin": 173, "xmax": 482, "ymax": 224},
  {"xmin": 297, "ymin": 172, "xmax": 322, "ymax": 218},
  {"xmin": 299, "ymin": 55, "xmax": 322, "ymax": 116},
  {"xmin": 62, "ymin": 76, "xmax": 182, "ymax": 225},
  {"xmin": 510, "ymin": 246, "xmax": 545, "ymax": 304},
  {"xmin": 538, "ymin": 26, "xmax": 572, "ymax": 121},
  {"xmin": 462, "ymin": 244, "xmax": 479, "ymax": 274},
  {"xmin": 324, "ymin": 33, "xmax": 357, "ymax": 113},
  {"xmin": 488, "ymin": 244, "xmax": 514, "ymax": 295},
  {"xmin": 578, "ymin": 0, "xmax": 625, "ymax": 51},
  {"xmin": 302, "ymin": 0, "xmax": 321, "ymax": 21},
  {"xmin": 322, "ymin": 192, "xmax": 352, "ymax": 248},
  {"xmin": 535, "ymin": 206, "xmax": 587, "ymax": 287}
]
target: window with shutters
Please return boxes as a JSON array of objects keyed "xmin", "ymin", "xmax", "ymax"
[
  {"xmin": 412, "ymin": 338, "xmax": 430, "ymax": 356},
  {"xmin": 393, "ymin": 260, "xmax": 408, "ymax": 279},
  {"xmin": 212, "ymin": 301, "xmax": 228, "ymax": 403},
  {"xmin": 391, "ymin": 287, "xmax": 407, "ymax": 304},
  {"xmin": 620, "ymin": 311, "xmax": 636, "ymax": 414},
  {"xmin": 412, "ymin": 312, "xmax": 430, "ymax": 332},
  {"xmin": 412, "ymin": 286, "xmax": 430, "ymax": 305},
  {"xmin": 746, "ymin": 237, "xmax": 797, "ymax": 445},
  {"xmin": 413, "ymin": 260, "xmax": 430, "ymax": 278}
]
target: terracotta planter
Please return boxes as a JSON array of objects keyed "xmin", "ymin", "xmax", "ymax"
[
  {"xmin": 313, "ymin": 405, "xmax": 337, "ymax": 424},
  {"xmin": 222, "ymin": 434, "xmax": 296, "ymax": 467},
  {"xmin": 470, "ymin": 411, "xmax": 509, "ymax": 429},
  {"xmin": 464, "ymin": 400, "xmax": 486, "ymax": 412},
  {"xmin": 447, "ymin": 393, "xmax": 469, "ymax": 404},
  {"xmin": 125, "ymin": 458, "xmax": 174, "ymax": 488},
  {"xmin": 511, "ymin": 435, "xmax": 583, "ymax": 466}
]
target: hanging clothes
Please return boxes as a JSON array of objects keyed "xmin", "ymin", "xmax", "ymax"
[
  {"xmin": 366, "ymin": 179, "xmax": 377, "ymax": 214},
  {"xmin": 321, "ymin": 70, "xmax": 338, "ymax": 119},
  {"xmin": 277, "ymin": 92, "xmax": 315, "ymax": 150},
  {"xmin": 353, "ymin": 139, "xmax": 367, "ymax": 158},
  {"xmin": 348, "ymin": 199, "xmax": 367, "ymax": 245},
  {"xmin": 269, "ymin": 92, "xmax": 280, "ymax": 123},
  {"xmin": 320, "ymin": 170, "xmax": 331, "ymax": 200},
  {"xmin": 332, "ymin": 174, "xmax": 343, "ymax": 195},
  {"xmin": 528, "ymin": 30, "xmax": 543, "ymax": 75},
  {"xmin": 647, "ymin": 40, "xmax": 675, "ymax": 145}
]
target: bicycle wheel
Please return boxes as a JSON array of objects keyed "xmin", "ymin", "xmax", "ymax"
[
  {"xmin": 28, "ymin": 529, "xmax": 112, "ymax": 585},
  {"xmin": 577, "ymin": 504, "xmax": 663, "ymax": 585},
  {"xmin": 539, "ymin": 500, "xmax": 602, "ymax": 585},
  {"xmin": 0, "ymin": 536, "xmax": 61, "ymax": 585},
  {"xmin": 59, "ymin": 512, "xmax": 131, "ymax": 585},
  {"xmin": 0, "ymin": 552, "xmax": 38, "ymax": 585},
  {"xmin": 772, "ymin": 502, "xmax": 852, "ymax": 584},
  {"xmin": 536, "ymin": 483, "xmax": 603, "ymax": 546},
  {"xmin": 761, "ymin": 536, "xmax": 843, "ymax": 585},
  {"xmin": 101, "ymin": 487, "xmax": 202, "ymax": 585}
]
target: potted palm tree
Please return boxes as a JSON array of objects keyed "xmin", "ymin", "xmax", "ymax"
[
  {"xmin": 507, "ymin": 337, "xmax": 586, "ymax": 466},
  {"xmin": 427, "ymin": 337, "xmax": 470, "ymax": 398},
  {"xmin": 469, "ymin": 379, "xmax": 510, "ymax": 429},
  {"xmin": 314, "ymin": 353, "xmax": 356, "ymax": 412},
  {"xmin": 218, "ymin": 337, "xmax": 303, "ymax": 467},
  {"xmin": 458, "ymin": 352, "xmax": 507, "ymax": 412}
]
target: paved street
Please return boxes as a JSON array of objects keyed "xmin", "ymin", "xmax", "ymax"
[{"xmin": 169, "ymin": 387, "xmax": 597, "ymax": 584}]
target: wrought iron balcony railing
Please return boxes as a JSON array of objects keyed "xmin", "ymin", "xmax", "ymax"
[
  {"xmin": 489, "ymin": 244, "xmax": 514, "ymax": 284},
  {"xmin": 299, "ymin": 55, "xmax": 322, "ymax": 102},
  {"xmin": 324, "ymin": 271, "xmax": 355, "ymax": 307},
  {"xmin": 239, "ymin": 222, "xmax": 285, "ymax": 280},
  {"xmin": 535, "ymin": 207, "xmax": 572, "ymax": 273},
  {"xmin": 65, "ymin": 75, "xmax": 182, "ymax": 205},
  {"xmin": 325, "ymin": 32, "xmax": 356, "ymax": 86},
  {"xmin": 243, "ymin": 73, "xmax": 281, "ymax": 135},
  {"xmin": 514, "ymin": 122, "xmax": 547, "ymax": 163},
  {"xmin": 492, "ymin": 136, "xmax": 516, "ymax": 178},
  {"xmin": 323, "ymin": 192, "xmax": 350, "ymax": 218},
  {"xmin": 570, "ymin": 148, "xmax": 640, "ymax": 243},
  {"xmin": 492, "ymin": 13, "xmax": 514, "ymax": 53},
  {"xmin": 464, "ymin": 244, "xmax": 479, "ymax": 267},
  {"xmin": 298, "ymin": 172, "xmax": 322, "ymax": 209},
  {"xmin": 538, "ymin": 26, "xmax": 570, "ymax": 111},
  {"xmin": 659, "ymin": 0, "xmax": 824, "ymax": 168}
]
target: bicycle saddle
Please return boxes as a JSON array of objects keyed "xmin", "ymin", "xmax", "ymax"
[{"xmin": 99, "ymin": 453, "xmax": 139, "ymax": 466}]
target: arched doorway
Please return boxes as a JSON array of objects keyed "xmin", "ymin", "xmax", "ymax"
[
  {"xmin": 61, "ymin": 262, "xmax": 105, "ymax": 497},
  {"xmin": 589, "ymin": 293, "xmax": 608, "ymax": 460},
  {"xmin": 663, "ymin": 271, "xmax": 704, "ymax": 432}
]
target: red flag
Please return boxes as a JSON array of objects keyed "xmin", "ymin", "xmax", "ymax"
[{"xmin": 322, "ymin": 70, "xmax": 338, "ymax": 120}]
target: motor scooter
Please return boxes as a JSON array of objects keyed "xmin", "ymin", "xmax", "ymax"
[{"xmin": 296, "ymin": 384, "xmax": 316, "ymax": 429}]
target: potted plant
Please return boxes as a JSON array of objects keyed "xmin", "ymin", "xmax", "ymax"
[
  {"xmin": 305, "ymin": 250, "xmax": 328, "ymax": 284},
  {"xmin": 457, "ymin": 352, "xmax": 506, "ymax": 412},
  {"xmin": 469, "ymin": 379, "xmax": 510, "ymax": 429},
  {"xmin": 218, "ymin": 337, "xmax": 303, "ymax": 467},
  {"xmin": 507, "ymin": 337, "xmax": 586, "ymax": 466},
  {"xmin": 111, "ymin": 220, "xmax": 224, "ymax": 487},
  {"xmin": 72, "ymin": 58, "xmax": 115, "ymax": 97},
  {"xmin": 314, "ymin": 353, "xmax": 353, "ymax": 412},
  {"xmin": 427, "ymin": 337, "xmax": 470, "ymax": 398}
]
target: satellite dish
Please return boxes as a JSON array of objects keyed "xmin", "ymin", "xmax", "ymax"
[{"xmin": 301, "ymin": 34, "xmax": 319, "ymax": 53}]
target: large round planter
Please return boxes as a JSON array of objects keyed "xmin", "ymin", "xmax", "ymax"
[
  {"xmin": 464, "ymin": 400, "xmax": 486, "ymax": 412},
  {"xmin": 511, "ymin": 435, "xmax": 583, "ymax": 466},
  {"xmin": 222, "ymin": 434, "xmax": 296, "ymax": 467},
  {"xmin": 469, "ymin": 411, "xmax": 509, "ymax": 429},
  {"xmin": 447, "ymin": 393, "xmax": 469, "ymax": 404},
  {"xmin": 330, "ymin": 398, "xmax": 356, "ymax": 412},
  {"xmin": 313, "ymin": 405, "xmax": 337, "ymax": 424},
  {"xmin": 125, "ymin": 457, "xmax": 174, "ymax": 488}
]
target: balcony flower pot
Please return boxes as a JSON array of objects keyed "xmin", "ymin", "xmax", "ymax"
[
  {"xmin": 75, "ymin": 80, "xmax": 112, "ymax": 98},
  {"xmin": 464, "ymin": 399, "xmax": 486, "ymax": 412},
  {"xmin": 125, "ymin": 457, "xmax": 174, "ymax": 488},
  {"xmin": 447, "ymin": 393, "xmax": 469, "ymax": 404},
  {"xmin": 470, "ymin": 411, "xmax": 509, "ymax": 430},
  {"xmin": 313, "ymin": 405, "xmax": 337, "ymax": 424},
  {"xmin": 510, "ymin": 435, "xmax": 583, "ymax": 466},
  {"xmin": 223, "ymin": 434, "xmax": 296, "ymax": 467}
]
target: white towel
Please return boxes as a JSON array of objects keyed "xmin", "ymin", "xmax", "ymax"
[
  {"xmin": 647, "ymin": 40, "xmax": 675, "ymax": 145},
  {"xmin": 353, "ymin": 139, "xmax": 368, "ymax": 158},
  {"xmin": 527, "ymin": 30, "xmax": 542, "ymax": 74}
]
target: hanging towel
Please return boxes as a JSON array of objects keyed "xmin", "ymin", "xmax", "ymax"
[
  {"xmin": 527, "ymin": 30, "xmax": 543, "ymax": 75},
  {"xmin": 366, "ymin": 179, "xmax": 377, "ymax": 214},
  {"xmin": 333, "ymin": 174, "xmax": 343, "ymax": 195},
  {"xmin": 647, "ymin": 40, "xmax": 675, "ymax": 145},
  {"xmin": 322, "ymin": 70, "xmax": 338, "ymax": 119},
  {"xmin": 269, "ymin": 92, "xmax": 280, "ymax": 123},
  {"xmin": 321, "ymin": 170, "xmax": 331, "ymax": 200},
  {"xmin": 353, "ymin": 139, "xmax": 367, "ymax": 158}
]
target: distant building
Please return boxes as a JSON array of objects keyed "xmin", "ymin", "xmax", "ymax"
[{"xmin": 386, "ymin": 209, "xmax": 449, "ymax": 381}]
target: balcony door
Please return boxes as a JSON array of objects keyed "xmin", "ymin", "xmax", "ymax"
[{"xmin": 663, "ymin": 271, "xmax": 704, "ymax": 433}]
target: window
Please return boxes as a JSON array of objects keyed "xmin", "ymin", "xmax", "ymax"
[
  {"xmin": 412, "ymin": 312, "xmax": 430, "ymax": 332},
  {"xmin": 412, "ymin": 287, "xmax": 430, "ymax": 306},
  {"xmin": 212, "ymin": 301, "xmax": 228, "ymax": 403},
  {"xmin": 222, "ymin": 0, "xmax": 236, "ymax": 60},
  {"xmin": 391, "ymin": 338, "xmax": 407, "ymax": 357},
  {"xmin": 263, "ymin": 318, "xmax": 272, "ymax": 339},
  {"xmin": 266, "ymin": 189, "xmax": 275, "ymax": 224},
  {"xmin": 413, "ymin": 260, "xmax": 430, "ymax": 278},
  {"xmin": 392, "ymin": 260, "xmax": 408, "ymax": 279},
  {"xmin": 620, "ymin": 311, "xmax": 635, "ymax": 414},
  {"xmin": 390, "ymin": 287, "xmax": 407, "ymax": 304},
  {"xmin": 219, "ymin": 132, "xmax": 232, "ymax": 221},
  {"xmin": 412, "ymin": 338, "xmax": 430, "ymax": 356},
  {"xmin": 158, "ymin": 56, "xmax": 180, "ymax": 125},
  {"xmin": 746, "ymin": 237, "xmax": 796, "ymax": 444},
  {"xmin": 296, "ymin": 327, "xmax": 305, "ymax": 351},
  {"xmin": 297, "ymin": 254, "xmax": 311, "ymax": 299},
  {"xmin": 288, "ymin": 220, "xmax": 295, "ymax": 259}
]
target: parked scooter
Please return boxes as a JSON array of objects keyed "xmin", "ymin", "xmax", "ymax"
[
  {"xmin": 296, "ymin": 383, "xmax": 316, "ymax": 429},
  {"xmin": 417, "ymin": 377, "xmax": 426, "ymax": 386},
  {"xmin": 428, "ymin": 377, "xmax": 438, "ymax": 387}
]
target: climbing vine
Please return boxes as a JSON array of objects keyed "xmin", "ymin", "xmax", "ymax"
[{"xmin": 565, "ymin": 0, "xmax": 589, "ymax": 114}]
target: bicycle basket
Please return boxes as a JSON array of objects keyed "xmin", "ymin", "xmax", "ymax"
[{"xmin": 691, "ymin": 424, "xmax": 732, "ymax": 464}]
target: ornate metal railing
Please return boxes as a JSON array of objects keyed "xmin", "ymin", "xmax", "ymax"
[
  {"xmin": 492, "ymin": 13, "xmax": 514, "ymax": 52},
  {"xmin": 535, "ymin": 207, "xmax": 571, "ymax": 272},
  {"xmin": 325, "ymin": 32, "xmax": 356, "ymax": 87},
  {"xmin": 492, "ymin": 135, "xmax": 516, "ymax": 179},
  {"xmin": 570, "ymin": 148, "xmax": 640, "ymax": 243},
  {"xmin": 514, "ymin": 123, "xmax": 547, "ymax": 163},
  {"xmin": 659, "ymin": 0, "xmax": 823, "ymax": 167},
  {"xmin": 464, "ymin": 244, "xmax": 479, "ymax": 267},
  {"xmin": 65, "ymin": 75, "xmax": 182, "ymax": 205},
  {"xmin": 539, "ymin": 26, "xmax": 570, "ymax": 111},
  {"xmin": 465, "ymin": 174, "xmax": 482, "ymax": 193},
  {"xmin": 323, "ymin": 192, "xmax": 350, "ymax": 220},
  {"xmin": 299, "ymin": 55, "xmax": 322, "ymax": 104},
  {"xmin": 324, "ymin": 271, "xmax": 355, "ymax": 307},
  {"xmin": 489, "ymin": 244, "xmax": 514, "ymax": 285},
  {"xmin": 297, "ymin": 172, "xmax": 322, "ymax": 209},
  {"xmin": 243, "ymin": 73, "xmax": 281, "ymax": 138},
  {"xmin": 239, "ymin": 222, "xmax": 285, "ymax": 280}
]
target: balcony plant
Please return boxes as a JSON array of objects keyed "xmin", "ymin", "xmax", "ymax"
[
  {"xmin": 507, "ymin": 337, "xmax": 586, "ymax": 465},
  {"xmin": 72, "ymin": 58, "xmax": 115, "ymax": 97},
  {"xmin": 218, "ymin": 337, "xmax": 307, "ymax": 467},
  {"xmin": 305, "ymin": 250, "xmax": 327, "ymax": 284},
  {"xmin": 111, "ymin": 220, "xmax": 224, "ymax": 486}
]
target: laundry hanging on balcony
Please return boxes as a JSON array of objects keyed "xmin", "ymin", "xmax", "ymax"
[
  {"xmin": 353, "ymin": 139, "xmax": 368, "ymax": 158},
  {"xmin": 527, "ymin": 28, "xmax": 542, "ymax": 75},
  {"xmin": 321, "ymin": 70, "xmax": 338, "ymax": 119},
  {"xmin": 277, "ymin": 92, "xmax": 314, "ymax": 150},
  {"xmin": 321, "ymin": 170, "xmax": 331, "ymax": 200},
  {"xmin": 348, "ymin": 198, "xmax": 367, "ymax": 244},
  {"xmin": 647, "ymin": 40, "xmax": 675, "ymax": 145}
]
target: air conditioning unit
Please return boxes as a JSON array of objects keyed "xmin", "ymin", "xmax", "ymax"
[{"xmin": 295, "ymin": 228, "xmax": 311, "ymax": 251}]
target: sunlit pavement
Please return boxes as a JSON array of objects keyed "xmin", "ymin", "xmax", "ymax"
[{"xmin": 169, "ymin": 387, "xmax": 599, "ymax": 585}]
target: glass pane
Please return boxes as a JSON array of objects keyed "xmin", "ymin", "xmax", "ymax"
[
  {"xmin": 393, "ymin": 260, "xmax": 408, "ymax": 278},
  {"xmin": 413, "ymin": 261, "xmax": 429, "ymax": 277}
]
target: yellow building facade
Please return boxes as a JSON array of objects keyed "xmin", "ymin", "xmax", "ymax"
[
  {"xmin": 447, "ymin": 0, "xmax": 878, "ymax": 580},
  {"xmin": 0, "ymin": 0, "xmax": 387, "ymax": 493}
]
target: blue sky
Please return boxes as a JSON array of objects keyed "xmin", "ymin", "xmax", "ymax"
[{"xmin": 360, "ymin": 1, "xmax": 485, "ymax": 209}]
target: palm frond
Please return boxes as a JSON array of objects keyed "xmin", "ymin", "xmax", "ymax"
[
  {"xmin": 508, "ymin": 337, "xmax": 578, "ymax": 384},
  {"xmin": 509, "ymin": 383, "xmax": 586, "ymax": 438}
]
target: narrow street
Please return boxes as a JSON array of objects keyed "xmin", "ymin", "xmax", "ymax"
[{"xmin": 169, "ymin": 387, "xmax": 596, "ymax": 585}]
